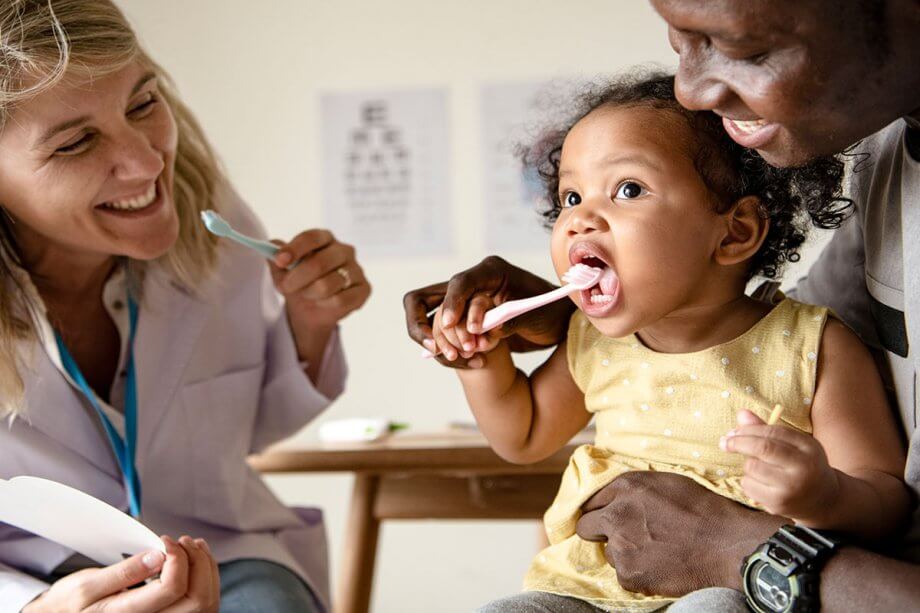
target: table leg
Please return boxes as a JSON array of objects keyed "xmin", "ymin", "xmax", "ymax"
[{"xmin": 336, "ymin": 474, "xmax": 380, "ymax": 613}]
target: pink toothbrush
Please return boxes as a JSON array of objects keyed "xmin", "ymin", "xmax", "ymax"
[{"xmin": 422, "ymin": 263, "xmax": 603, "ymax": 358}]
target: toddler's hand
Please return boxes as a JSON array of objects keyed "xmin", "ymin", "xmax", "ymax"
[
  {"xmin": 428, "ymin": 294, "xmax": 502, "ymax": 366},
  {"xmin": 720, "ymin": 410, "xmax": 839, "ymax": 524}
]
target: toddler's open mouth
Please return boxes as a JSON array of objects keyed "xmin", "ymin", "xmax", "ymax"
[{"xmin": 569, "ymin": 242, "xmax": 620, "ymax": 316}]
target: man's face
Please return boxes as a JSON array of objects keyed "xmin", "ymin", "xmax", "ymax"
[{"xmin": 651, "ymin": 0, "xmax": 920, "ymax": 167}]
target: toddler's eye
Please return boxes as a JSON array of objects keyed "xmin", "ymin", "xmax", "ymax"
[
  {"xmin": 562, "ymin": 191, "xmax": 582, "ymax": 207},
  {"xmin": 615, "ymin": 181, "xmax": 646, "ymax": 199}
]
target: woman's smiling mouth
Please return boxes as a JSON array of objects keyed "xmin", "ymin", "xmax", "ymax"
[{"xmin": 96, "ymin": 180, "xmax": 166, "ymax": 219}]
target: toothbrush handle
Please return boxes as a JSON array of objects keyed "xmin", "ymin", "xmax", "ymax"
[
  {"xmin": 229, "ymin": 231, "xmax": 279, "ymax": 260},
  {"xmin": 480, "ymin": 284, "xmax": 575, "ymax": 333}
]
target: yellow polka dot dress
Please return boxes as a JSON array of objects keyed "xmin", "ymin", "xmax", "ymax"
[{"xmin": 522, "ymin": 299, "xmax": 828, "ymax": 611}]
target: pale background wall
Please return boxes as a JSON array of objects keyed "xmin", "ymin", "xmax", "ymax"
[{"xmin": 114, "ymin": 1, "xmax": 832, "ymax": 610}]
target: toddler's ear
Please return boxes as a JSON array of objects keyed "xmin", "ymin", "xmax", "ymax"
[{"xmin": 714, "ymin": 195, "xmax": 768, "ymax": 268}]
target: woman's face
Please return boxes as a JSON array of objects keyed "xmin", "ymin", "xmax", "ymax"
[
  {"xmin": 550, "ymin": 105, "xmax": 728, "ymax": 339},
  {"xmin": 0, "ymin": 60, "xmax": 180, "ymax": 264}
]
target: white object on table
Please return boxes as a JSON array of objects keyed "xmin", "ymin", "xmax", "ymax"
[{"xmin": 318, "ymin": 418, "xmax": 408, "ymax": 443}]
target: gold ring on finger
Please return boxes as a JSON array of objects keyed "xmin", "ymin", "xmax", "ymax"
[{"xmin": 336, "ymin": 266, "xmax": 352, "ymax": 290}]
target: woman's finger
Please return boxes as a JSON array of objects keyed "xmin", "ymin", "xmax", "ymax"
[
  {"xmin": 97, "ymin": 537, "xmax": 189, "ymax": 612},
  {"xmin": 68, "ymin": 549, "xmax": 165, "ymax": 607},
  {"xmin": 295, "ymin": 261, "xmax": 366, "ymax": 302},
  {"xmin": 197, "ymin": 539, "xmax": 221, "ymax": 608},
  {"xmin": 273, "ymin": 229, "xmax": 334, "ymax": 268},
  {"xmin": 156, "ymin": 536, "xmax": 218, "ymax": 613},
  {"xmin": 276, "ymin": 242, "xmax": 354, "ymax": 296},
  {"xmin": 300, "ymin": 282, "xmax": 372, "ymax": 319},
  {"xmin": 157, "ymin": 536, "xmax": 190, "ymax": 601}
]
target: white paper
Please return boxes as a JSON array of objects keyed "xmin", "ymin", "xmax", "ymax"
[
  {"xmin": 481, "ymin": 80, "xmax": 562, "ymax": 251},
  {"xmin": 0, "ymin": 476, "xmax": 164, "ymax": 566},
  {"xmin": 321, "ymin": 88, "xmax": 452, "ymax": 257}
]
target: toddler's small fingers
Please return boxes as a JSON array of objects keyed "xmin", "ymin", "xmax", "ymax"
[
  {"xmin": 737, "ymin": 409, "xmax": 766, "ymax": 426},
  {"xmin": 466, "ymin": 294, "xmax": 494, "ymax": 334},
  {"xmin": 442, "ymin": 325, "xmax": 468, "ymax": 355},
  {"xmin": 453, "ymin": 321, "xmax": 476, "ymax": 353},
  {"xmin": 438, "ymin": 340, "xmax": 459, "ymax": 361},
  {"xmin": 740, "ymin": 474, "xmax": 782, "ymax": 507},
  {"xmin": 731, "ymin": 423, "xmax": 814, "ymax": 454},
  {"xmin": 432, "ymin": 325, "xmax": 460, "ymax": 362},
  {"xmin": 743, "ymin": 456, "xmax": 788, "ymax": 484},
  {"xmin": 722, "ymin": 434, "xmax": 797, "ymax": 467}
]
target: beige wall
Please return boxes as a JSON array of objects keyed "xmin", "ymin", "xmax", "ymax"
[{"xmin": 115, "ymin": 1, "xmax": 831, "ymax": 610}]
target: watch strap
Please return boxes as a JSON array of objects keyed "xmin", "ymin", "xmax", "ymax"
[{"xmin": 768, "ymin": 525, "xmax": 838, "ymax": 576}]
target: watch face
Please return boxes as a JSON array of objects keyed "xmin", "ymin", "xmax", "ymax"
[{"xmin": 750, "ymin": 561, "xmax": 792, "ymax": 612}]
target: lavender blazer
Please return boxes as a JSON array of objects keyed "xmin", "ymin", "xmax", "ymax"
[{"xmin": 0, "ymin": 188, "xmax": 346, "ymax": 611}]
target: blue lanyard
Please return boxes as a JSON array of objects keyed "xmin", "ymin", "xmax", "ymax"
[{"xmin": 55, "ymin": 295, "xmax": 142, "ymax": 519}]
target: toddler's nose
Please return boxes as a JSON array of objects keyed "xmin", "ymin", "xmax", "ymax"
[{"xmin": 566, "ymin": 206, "xmax": 608, "ymax": 236}]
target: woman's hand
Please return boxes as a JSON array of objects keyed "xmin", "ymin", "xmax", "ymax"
[
  {"xmin": 403, "ymin": 256, "xmax": 574, "ymax": 368},
  {"xmin": 24, "ymin": 535, "xmax": 219, "ymax": 613},
  {"xmin": 721, "ymin": 409, "xmax": 840, "ymax": 524},
  {"xmin": 270, "ymin": 229, "xmax": 371, "ymax": 369}
]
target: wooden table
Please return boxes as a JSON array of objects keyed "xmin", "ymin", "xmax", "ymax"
[{"xmin": 249, "ymin": 429, "xmax": 592, "ymax": 613}]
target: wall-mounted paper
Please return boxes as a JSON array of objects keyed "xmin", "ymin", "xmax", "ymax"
[
  {"xmin": 321, "ymin": 89, "xmax": 452, "ymax": 257},
  {"xmin": 480, "ymin": 81, "xmax": 560, "ymax": 252},
  {"xmin": 0, "ymin": 476, "xmax": 164, "ymax": 566}
]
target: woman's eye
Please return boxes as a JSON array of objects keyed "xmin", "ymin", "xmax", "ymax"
[
  {"xmin": 562, "ymin": 191, "xmax": 582, "ymax": 207},
  {"xmin": 55, "ymin": 133, "xmax": 95, "ymax": 155},
  {"xmin": 615, "ymin": 181, "xmax": 646, "ymax": 200},
  {"xmin": 129, "ymin": 93, "xmax": 157, "ymax": 117}
]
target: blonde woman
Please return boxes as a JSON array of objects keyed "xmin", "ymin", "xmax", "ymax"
[{"xmin": 0, "ymin": 1, "xmax": 370, "ymax": 611}]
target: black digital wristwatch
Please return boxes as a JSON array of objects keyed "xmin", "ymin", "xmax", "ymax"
[{"xmin": 741, "ymin": 524, "xmax": 839, "ymax": 613}]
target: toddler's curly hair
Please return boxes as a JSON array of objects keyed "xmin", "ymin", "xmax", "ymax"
[{"xmin": 522, "ymin": 71, "xmax": 852, "ymax": 279}]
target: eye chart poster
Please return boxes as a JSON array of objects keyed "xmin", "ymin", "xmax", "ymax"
[
  {"xmin": 320, "ymin": 88, "xmax": 451, "ymax": 257},
  {"xmin": 480, "ymin": 80, "xmax": 557, "ymax": 252}
]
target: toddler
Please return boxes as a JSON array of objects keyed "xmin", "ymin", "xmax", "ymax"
[{"xmin": 429, "ymin": 73, "xmax": 909, "ymax": 611}]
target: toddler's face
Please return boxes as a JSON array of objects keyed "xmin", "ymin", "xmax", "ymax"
[{"xmin": 550, "ymin": 105, "xmax": 729, "ymax": 338}]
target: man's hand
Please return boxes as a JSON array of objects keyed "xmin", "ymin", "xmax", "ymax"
[
  {"xmin": 403, "ymin": 256, "xmax": 574, "ymax": 368},
  {"xmin": 575, "ymin": 471, "xmax": 785, "ymax": 596}
]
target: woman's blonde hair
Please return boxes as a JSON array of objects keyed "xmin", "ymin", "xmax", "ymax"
[{"xmin": 0, "ymin": 0, "xmax": 223, "ymax": 417}]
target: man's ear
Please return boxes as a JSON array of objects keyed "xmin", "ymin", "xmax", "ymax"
[{"xmin": 714, "ymin": 195, "xmax": 768, "ymax": 267}]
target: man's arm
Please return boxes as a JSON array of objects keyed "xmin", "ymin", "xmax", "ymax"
[
  {"xmin": 575, "ymin": 471, "xmax": 920, "ymax": 610},
  {"xmin": 821, "ymin": 547, "xmax": 920, "ymax": 610}
]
